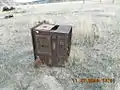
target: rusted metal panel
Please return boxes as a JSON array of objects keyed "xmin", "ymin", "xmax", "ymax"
[
  {"xmin": 35, "ymin": 35, "xmax": 51, "ymax": 55},
  {"xmin": 31, "ymin": 21, "xmax": 72, "ymax": 67}
]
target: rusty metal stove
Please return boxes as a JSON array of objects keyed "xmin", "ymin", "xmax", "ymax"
[{"xmin": 31, "ymin": 21, "xmax": 72, "ymax": 67}]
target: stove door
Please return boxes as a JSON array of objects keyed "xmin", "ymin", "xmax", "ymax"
[{"xmin": 35, "ymin": 35, "xmax": 51, "ymax": 55}]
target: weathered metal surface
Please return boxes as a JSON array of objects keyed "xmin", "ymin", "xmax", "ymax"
[{"xmin": 31, "ymin": 21, "xmax": 72, "ymax": 67}]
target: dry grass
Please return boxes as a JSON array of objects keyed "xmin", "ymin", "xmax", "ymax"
[{"xmin": 0, "ymin": 1, "xmax": 120, "ymax": 90}]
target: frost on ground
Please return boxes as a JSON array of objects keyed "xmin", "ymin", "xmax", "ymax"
[{"xmin": 0, "ymin": 1, "xmax": 120, "ymax": 90}]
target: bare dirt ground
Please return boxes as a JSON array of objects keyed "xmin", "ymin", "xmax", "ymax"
[{"xmin": 0, "ymin": 1, "xmax": 120, "ymax": 90}]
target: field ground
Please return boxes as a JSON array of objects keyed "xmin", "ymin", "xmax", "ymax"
[{"xmin": 0, "ymin": 0, "xmax": 120, "ymax": 90}]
